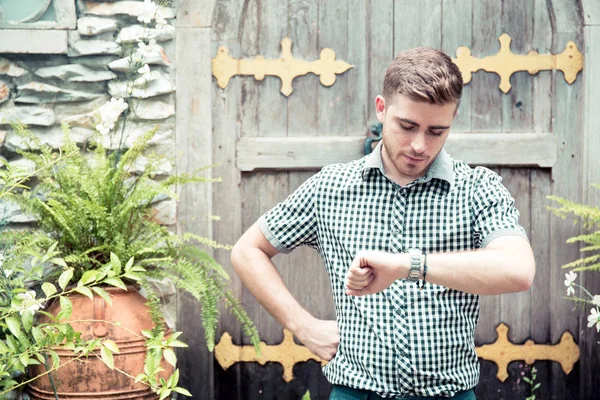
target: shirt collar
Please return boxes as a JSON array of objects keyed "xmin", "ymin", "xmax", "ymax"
[{"xmin": 361, "ymin": 141, "xmax": 455, "ymax": 189}]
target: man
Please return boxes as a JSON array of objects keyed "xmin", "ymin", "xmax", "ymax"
[{"xmin": 231, "ymin": 48, "xmax": 535, "ymax": 400}]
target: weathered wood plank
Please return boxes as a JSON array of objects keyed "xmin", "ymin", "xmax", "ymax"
[
  {"xmin": 442, "ymin": 0, "xmax": 472, "ymax": 132},
  {"xmin": 236, "ymin": 133, "xmax": 558, "ymax": 171},
  {"xmin": 394, "ymin": 0, "xmax": 442, "ymax": 51},
  {"xmin": 470, "ymin": 3, "xmax": 503, "ymax": 397},
  {"xmin": 367, "ymin": 0, "xmax": 394, "ymax": 121},
  {"xmin": 175, "ymin": 27, "xmax": 216, "ymax": 400},
  {"xmin": 288, "ymin": 0, "xmax": 318, "ymax": 137},
  {"xmin": 529, "ymin": 1, "xmax": 554, "ymax": 398},
  {"xmin": 0, "ymin": 30, "xmax": 67, "ymax": 54},
  {"xmin": 347, "ymin": 0, "xmax": 369, "ymax": 133},
  {"xmin": 176, "ymin": 0, "xmax": 217, "ymax": 27},
  {"xmin": 211, "ymin": 0, "xmax": 245, "ymax": 41},
  {"xmin": 548, "ymin": 1, "xmax": 584, "ymax": 396},
  {"xmin": 498, "ymin": 8, "xmax": 533, "ymax": 399},
  {"xmin": 582, "ymin": 0, "xmax": 600, "ymax": 25},
  {"xmin": 317, "ymin": 0, "xmax": 348, "ymax": 136},
  {"xmin": 580, "ymin": 24, "xmax": 600, "ymax": 400}
]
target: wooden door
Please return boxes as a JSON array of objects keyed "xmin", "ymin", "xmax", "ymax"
[{"xmin": 175, "ymin": 0, "xmax": 600, "ymax": 399}]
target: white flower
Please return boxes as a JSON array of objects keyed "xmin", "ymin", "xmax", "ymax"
[
  {"xmin": 137, "ymin": 0, "xmax": 158, "ymax": 24},
  {"xmin": 564, "ymin": 271, "xmax": 577, "ymax": 296},
  {"xmin": 4, "ymin": 269, "xmax": 12, "ymax": 278},
  {"xmin": 588, "ymin": 308, "xmax": 600, "ymax": 332},
  {"xmin": 136, "ymin": 39, "xmax": 161, "ymax": 59},
  {"xmin": 96, "ymin": 98, "xmax": 129, "ymax": 136},
  {"xmin": 16, "ymin": 290, "xmax": 41, "ymax": 314},
  {"xmin": 155, "ymin": 14, "xmax": 167, "ymax": 26},
  {"xmin": 592, "ymin": 295, "xmax": 600, "ymax": 307},
  {"xmin": 138, "ymin": 64, "xmax": 151, "ymax": 76}
]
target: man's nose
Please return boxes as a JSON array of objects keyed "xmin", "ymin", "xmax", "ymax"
[{"xmin": 411, "ymin": 133, "xmax": 427, "ymax": 154}]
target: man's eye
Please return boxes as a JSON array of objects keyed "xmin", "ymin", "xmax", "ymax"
[
  {"xmin": 400, "ymin": 124, "xmax": 415, "ymax": 132},
  {"xmin": 429, "ymin": 131, "xmax": 443, "ymax": 136}
]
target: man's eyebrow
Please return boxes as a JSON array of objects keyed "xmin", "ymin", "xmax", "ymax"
[{"xmin": 395, "ymin": 117, "xmax": 450, "ymax": 130}]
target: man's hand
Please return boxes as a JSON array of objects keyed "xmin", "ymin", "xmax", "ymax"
[
  {"xmin": 345, "ymin": 251, "xmax": 408, "ymax": 296},
  {"xmin": 295, "ymin": 318, "xmax": 339, "ymax": 361}
]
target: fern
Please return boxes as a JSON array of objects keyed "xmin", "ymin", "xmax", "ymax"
[{"xmin": 5, "ymin": 125, "xmax": 259, "ymax": 350}]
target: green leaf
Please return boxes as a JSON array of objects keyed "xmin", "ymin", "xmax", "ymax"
[
  {"xmin": 103, "ymin": 339, "xmax": 120, "ymax": 354},
  {"xmin": 523, "ymin": 377, "xmax": 532, "ymax": 384},
  {"xmin": 163, "ymin": 348, "xmax": 177, "ymax": 368},
  {"xmin": 103, "ymin": 277, "xmax": 127, "ymax": 291},
  {"xmin": 42, "ymin": 282, "xmax": 58, "ymax": 298},
  {"xmin": 50, "ymin": 258, "xmax": 68, "ymax": 269},
  {"xmin": 122, "ymin": 271, "xmax": 141, "ymax": 281},
  {"xmin": 92, "ymin": 287, "xmax": 112, "ymax": 307},
  {"xmin": 159, "ymin": 388, "xmax": 171, "ymax": 400},
  {"xmin": 124, "ymin": 257, "xmax": 135, "ymax": 272},
  {"xmin": 59, "ymin": 296, "xmax": 73, "ymax": 321},
  {"xmin": 19, "ymin": 354, "xmax": 29, "ymax": 367},
  {"xmin": 48, "ymin": 350, "xmax": 60, "ymax": 368},
  {"xmin": 110, "ymin": 252, "xmax": 122, "ymax": 274},
  {"xmin": 172, "ymin": 387, "xmax": 192, "ymax": 397},
  {"xmin": 58, "ymin": 269, "xmax": 74, "ymax": 290},
  {"xmin": 5, "ymin": 316, "xmax": 21, "ymax": 337},
  {"xmin": 101, "ymin": 346, "xmax": 114, "ymax": 370},
  {"xmin": 533, "ymin": 383, "xmax": 541, "ymax": 390},
  {"xmin": 32, "ymin": 326, "xmax": 44, "ymax": 343},
  {"xmin": 131, "ymin": 266, "xmax": 146, "ymax": 272},
  {"xmin": 80, "ymin": 270, "xmax": 98, "ymax": 285},
  {"xmin": 168, "ymin": 340, "xmax": 188, "ymax": 348},
  {"xmin": 141, "ymin": 329, "xmax": 153, "ymax": 339},
  {"xmin": 0, "ymin": 340, "xmax": 9, "ymax": 354},
  {"xmin": 21, "ymin": 310, "xmax": 33, "ymax": 333},
  {"xmin": 301, "ymin": 390, "xmax": 311, "ymax": 400},
  {"xmin": 74, "ymin": 286, "xmax": 94, "ymax": 300}
]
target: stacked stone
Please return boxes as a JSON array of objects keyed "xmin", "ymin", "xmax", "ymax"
[{"xmin": 0, "ymin": 0, "xmax": 177, "ymax": 225}]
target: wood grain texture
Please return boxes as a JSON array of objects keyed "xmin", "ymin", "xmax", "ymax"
[
  {"xmin": 367, "ymin": 0, "xmax": 394, "ymax": 121},
  {"xmin": 346, "ymin": 0, "xmax": 369, "ymax": 133},
  {"xmin": 580, "ymin": 24, "xmax": 600, "ymax": 400},
  {"xmin": 581, "ymin": 0, "xmax": 600, "ymax": 25},
  {"xmin": 236, "ymin": 133, "xmax": 557, "ymax": 171},
  {"xmin": 317, "ymin": 0, "xmax": 348, "ymax": 136},
  {"xmin": 548, "ymin": 1, "xmax": 584, "ymax": 397},
  {"xmin": 442, "ymin": 0, "xmax": 472, "ymax": 132},
  {"xmin": 529, "ymin": 1, "xmax": 554, "ymax": 398},
  {"xmin": 175, "ymin": 27, "xmax": 215, "ymax": 400},
  {"xmin": 176, "ymin": 0, "xmax": 217, "ymax": 27}
]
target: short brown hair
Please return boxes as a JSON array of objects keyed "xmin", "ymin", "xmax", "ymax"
[{"xmin": 382, "ymin": 48, "xmax": 463, "ymax": 105}]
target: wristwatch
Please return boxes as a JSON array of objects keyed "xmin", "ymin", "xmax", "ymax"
[{"xmin": 407, "ymin": 248, "xmax": 424, "ymax": 282}]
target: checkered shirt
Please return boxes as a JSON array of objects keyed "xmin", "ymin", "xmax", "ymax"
[{"xmin": 259, "ymin": 142, "xmax": 527, "ymax": 398}]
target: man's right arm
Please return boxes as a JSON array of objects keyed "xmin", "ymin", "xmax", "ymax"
[{"xmin": 231, "ymin": 222, "xmax": 339, "ymax": 361}]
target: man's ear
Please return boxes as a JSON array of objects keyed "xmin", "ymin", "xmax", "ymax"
[{"xmin": 375, "ymin": 95, "xmax": 386, "ymax": 123}]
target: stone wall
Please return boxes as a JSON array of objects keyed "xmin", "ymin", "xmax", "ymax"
[{"xmin": 0, "ymin": 0, "xmax": 177, "ymax": 226}]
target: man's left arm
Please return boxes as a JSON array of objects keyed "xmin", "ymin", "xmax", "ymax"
[
  {"xmin": 345, "ymin": 235, "xmax": 534, "ymax": 296},
  {"xmin": 346, "ymin": 169, "xmax": 536, "ymax": 296}
]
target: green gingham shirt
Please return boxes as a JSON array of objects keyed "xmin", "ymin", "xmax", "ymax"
[{"xmin": 259, "ymin": 142, "xmax": 527, "ymax": 398}]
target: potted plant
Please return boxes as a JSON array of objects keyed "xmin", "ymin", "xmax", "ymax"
[{"xmin": 0, "ymin": 2, "xmax": 259, "ymax": 396}]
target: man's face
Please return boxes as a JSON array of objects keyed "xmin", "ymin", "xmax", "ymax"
[{"xmin": 375, "ymin": 94, "xmax": 457, "ymax": 184}]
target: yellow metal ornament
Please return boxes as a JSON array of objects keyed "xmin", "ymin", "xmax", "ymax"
[
  {"xmin": 476, "ymin": 323, "xmax": 580, "ymax": 382},
  {"xmin": 453, "ymin": 33, "xmax": 583, "ymax": 93},
  {"xmin": 215, "ymin": 323, "xmax": 580, "ymax": 383},
  {"xmin": 211, "ymin": 37, "xmax": 353, "ymax": 97}
]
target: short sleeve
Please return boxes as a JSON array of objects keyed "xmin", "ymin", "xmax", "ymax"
[
  {"xmin": 258, "ymin": 172, "xmax": 320, "ymax": 254},
  {"xmin": 471, "ymin": 168, "xmax": 528, "ymax": 248}
]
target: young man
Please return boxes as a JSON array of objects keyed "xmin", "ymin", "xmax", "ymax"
[{"xmin": 231, "ymin": 48, "xmax": 535, "ymax": 400}]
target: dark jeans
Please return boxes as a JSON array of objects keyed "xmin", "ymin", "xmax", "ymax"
[{"xmin": 329, "ymin": 385, "xmax": 476, "ymax": 400}]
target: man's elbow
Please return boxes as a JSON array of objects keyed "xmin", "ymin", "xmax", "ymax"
[{"xmin": 512, "ymin": 259, "xmax": 536, "ymax": 292}]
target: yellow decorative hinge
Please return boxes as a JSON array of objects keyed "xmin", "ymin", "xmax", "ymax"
[
  {"xmin": 211, "ymin": 37, "xmax": 353, "ymax": 97},
  {"xmin": 476, "ymin": 323, "xmax": 580, "ymax": 382},
  {"xmin": 453, "ymin": 33, "xmax": 583, "ymax": 93},
  {"xmin": 215, "ymin": 323, "xmax": 580, "ymax": 383},
  {"xmin": 215, "ymin": 329, "xmax": 325, "ymax": 382}
]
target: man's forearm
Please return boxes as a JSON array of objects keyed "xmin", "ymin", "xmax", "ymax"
[
  {"xmin": 346, "ymin": 235, "xmax": 535, "ymax": 296},
  {"xmin": 424, "ymin": 236, "xmax": 535, "ymax": 295},
  {"xmin": 231, "ymin": 246, "xmax": 314, "ymax": 335}
]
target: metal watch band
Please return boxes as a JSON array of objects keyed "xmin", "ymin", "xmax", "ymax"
[{"xmin": 407, "ymin": 248, "xmax": 423, "ymax": 282}]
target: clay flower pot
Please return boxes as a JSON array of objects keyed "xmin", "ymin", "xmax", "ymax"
[{"xmin": 27, "ymin": 286, "xmax": 171, "ymax": 399}]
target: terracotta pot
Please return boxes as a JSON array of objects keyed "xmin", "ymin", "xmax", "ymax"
[{"xmin": 27, "ymin": 286, "xmax": 171, "ymax": 399}]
